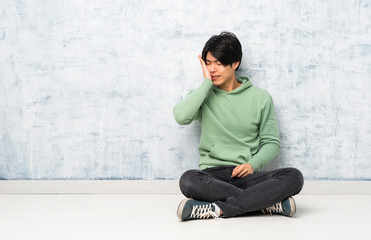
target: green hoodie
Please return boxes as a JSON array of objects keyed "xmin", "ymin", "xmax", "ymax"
[{"xmin": 173, "ymin": 77, "xmax": 280, "ymax": 171}]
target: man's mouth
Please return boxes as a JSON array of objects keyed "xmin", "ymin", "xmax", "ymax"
[{"xmin": 211, "ymin": 75, "xmax": 220, "ymax": 80}]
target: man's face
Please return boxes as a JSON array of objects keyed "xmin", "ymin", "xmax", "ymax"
[{"xmin": 205, "ymin": 52, "xmax": 238, "ymax": 89}]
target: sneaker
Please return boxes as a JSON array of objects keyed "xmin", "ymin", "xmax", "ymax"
[
  {"xmin": 177, "ymin": 199, "xmax": 219, "ymax": 221},
  {"xmin": 262, "ymin": 196, "xmax": 296, "ymax": 217}
]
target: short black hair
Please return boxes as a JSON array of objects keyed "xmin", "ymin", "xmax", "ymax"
[{"xmin": 202, "ymin": 32, "xmax": 242, "ymax": 70}]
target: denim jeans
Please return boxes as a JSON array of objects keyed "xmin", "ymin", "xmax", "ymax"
[{"xmin": 179, "ymin": 166, "xmax": 304, "ymax": 218}]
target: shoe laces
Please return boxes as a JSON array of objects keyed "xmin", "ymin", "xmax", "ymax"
[
  {"xmin": 262, "ymin": 201, "xmax": 283, "ymax": 215},
  {"xmin": 190, "ymin": 203, "xmax": 219, "ymax": 219}
]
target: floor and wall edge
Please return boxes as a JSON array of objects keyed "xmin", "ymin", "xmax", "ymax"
[{"xmin": 1, "ymin": 180, "xmax": 370, "ymax": 195}]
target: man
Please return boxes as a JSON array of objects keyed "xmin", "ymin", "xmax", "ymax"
[{"xmin": 173, "ymin": 32, "xmax": 304, "ymax": 220}]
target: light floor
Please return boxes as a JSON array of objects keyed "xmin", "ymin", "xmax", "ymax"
[{"xmin": 0, "ymin": 194, "xmax": 370, "ymax": 240}]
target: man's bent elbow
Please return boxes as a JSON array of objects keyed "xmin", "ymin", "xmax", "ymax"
[{"xmin": 173, "ymin": 107, "xmax": 192, "ymax": 125}]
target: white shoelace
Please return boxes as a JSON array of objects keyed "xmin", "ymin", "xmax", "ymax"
[
  {"xmin": 262, "ymin": 201, "xmax": 283, "ymax": 215},
  {"xmin": 190, "ymin": 204, "xmax": 219, "ymax": 219}
]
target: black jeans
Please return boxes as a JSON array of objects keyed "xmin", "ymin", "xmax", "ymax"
[{"xmin": 179, "ymin": 166, "xmax": 304, "ymax": 218}]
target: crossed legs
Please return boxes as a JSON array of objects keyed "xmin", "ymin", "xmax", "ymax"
[{"xmin": 179, "ymin": 166, "xmax": 304, "ymax": 218}]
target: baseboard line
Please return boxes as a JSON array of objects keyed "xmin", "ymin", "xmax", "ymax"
[{"xmin": 1, "ymin": 180, "xmax": 370, "ymax": 195}]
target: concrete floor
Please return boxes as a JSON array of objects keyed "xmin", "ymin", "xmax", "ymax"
[{"xmin": 0, "ymin": 194, "xmax": 370, "ymax": 240}]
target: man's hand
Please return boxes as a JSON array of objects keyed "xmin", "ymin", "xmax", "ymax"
[
  {"xmin": 198, "ymin": 55, "xmax": 212, "ymax": 80},
  {"xmin": 231, "ymin": 163, "xmax": 254, "ymax": 178}
]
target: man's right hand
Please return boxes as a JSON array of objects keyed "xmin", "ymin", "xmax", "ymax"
[{"xmin": 198, "ymin": 55, "xmax": 212, "ymax": 80}]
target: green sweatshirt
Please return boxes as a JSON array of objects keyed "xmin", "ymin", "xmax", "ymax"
[{"xmin": 173, "ymin": 77, "xmax": 280, "ymax": 171}]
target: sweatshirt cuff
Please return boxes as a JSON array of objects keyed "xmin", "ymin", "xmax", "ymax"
[
  {"xmin": 248, "ymin": 157, "xmax": 263, "ymax": 172},
  {"xmin": 201, "ymin": 77, "xmax": 214, "ymax": 89}
]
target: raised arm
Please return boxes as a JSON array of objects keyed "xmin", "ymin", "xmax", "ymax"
[{"xmin": 173, "ymin": 55, "xmax": 214, "ymax": 125}]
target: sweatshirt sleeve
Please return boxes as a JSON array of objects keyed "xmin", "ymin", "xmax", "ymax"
[
  {"xmin": 173, "ymin": 78, "xmax": 214, "ymax": 125},
  {"xmin": 248, "ymin": 96, "xmax": 280, "ymax": 171}
]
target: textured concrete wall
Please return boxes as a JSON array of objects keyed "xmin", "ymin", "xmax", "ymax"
[{"xmin": 0, "ymin": 0, "xmax": 370, "ymax": 180}]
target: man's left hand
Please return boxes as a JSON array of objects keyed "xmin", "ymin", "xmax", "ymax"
[{"xmin": 231, "ymin": 163, "xmax": 254, "ymax": 178}]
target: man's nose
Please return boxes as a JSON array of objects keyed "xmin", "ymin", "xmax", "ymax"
[{"xmin": 209, "ymin": 64, "xmax": 216, "ymax": 72}]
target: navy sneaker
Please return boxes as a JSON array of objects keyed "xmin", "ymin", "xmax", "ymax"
[
  {"xmin": 177, "ymin": 199, "xmax": 219, "ymax": 221},
  {"xmin": 262, "ymin": 197, "xmax": 296, "ymax": 217}
]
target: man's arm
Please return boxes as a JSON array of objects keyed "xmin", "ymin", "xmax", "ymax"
[
  {"xmin": 248, "ymin": 96, "xmax": 280, "ymax": 171},
  {"xmin": 173, "ymin": 56, "xmax": 214, "ymax": 125},
  {"xmin": 232, "ymin": 96, "xmax": 280, "ymax": 177}
]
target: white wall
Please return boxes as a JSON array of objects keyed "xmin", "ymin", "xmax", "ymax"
[{"xmin": 0, "ymin": 0, "xmax": 370, "ymax": 180}]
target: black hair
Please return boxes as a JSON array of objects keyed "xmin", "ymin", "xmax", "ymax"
[{"xmin": 202, "ymin": 32, "xmax": 242, "ymax": 70}]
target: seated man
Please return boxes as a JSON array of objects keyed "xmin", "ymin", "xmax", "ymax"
[{"xmin": 173, "ymin": 32, "xmax": 304, "ymax": 220}]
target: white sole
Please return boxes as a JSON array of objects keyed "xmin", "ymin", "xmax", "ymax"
[
  {"xmin": 288, "ymin": 197, "xmax": 296, "ymax": 217},
  {"xmin": 177, "ymin": 198, "xmax": 190, "ymax": 220}
]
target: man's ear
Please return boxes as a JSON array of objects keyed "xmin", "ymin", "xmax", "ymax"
[{"xmin": 232, "ymin": 62, "xmax": 240, "ymax": 70}]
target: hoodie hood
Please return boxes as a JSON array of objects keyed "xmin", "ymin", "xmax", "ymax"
[{"xmin": 212, "ymin": 76, "xmax": 252, "ymax": 94}]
